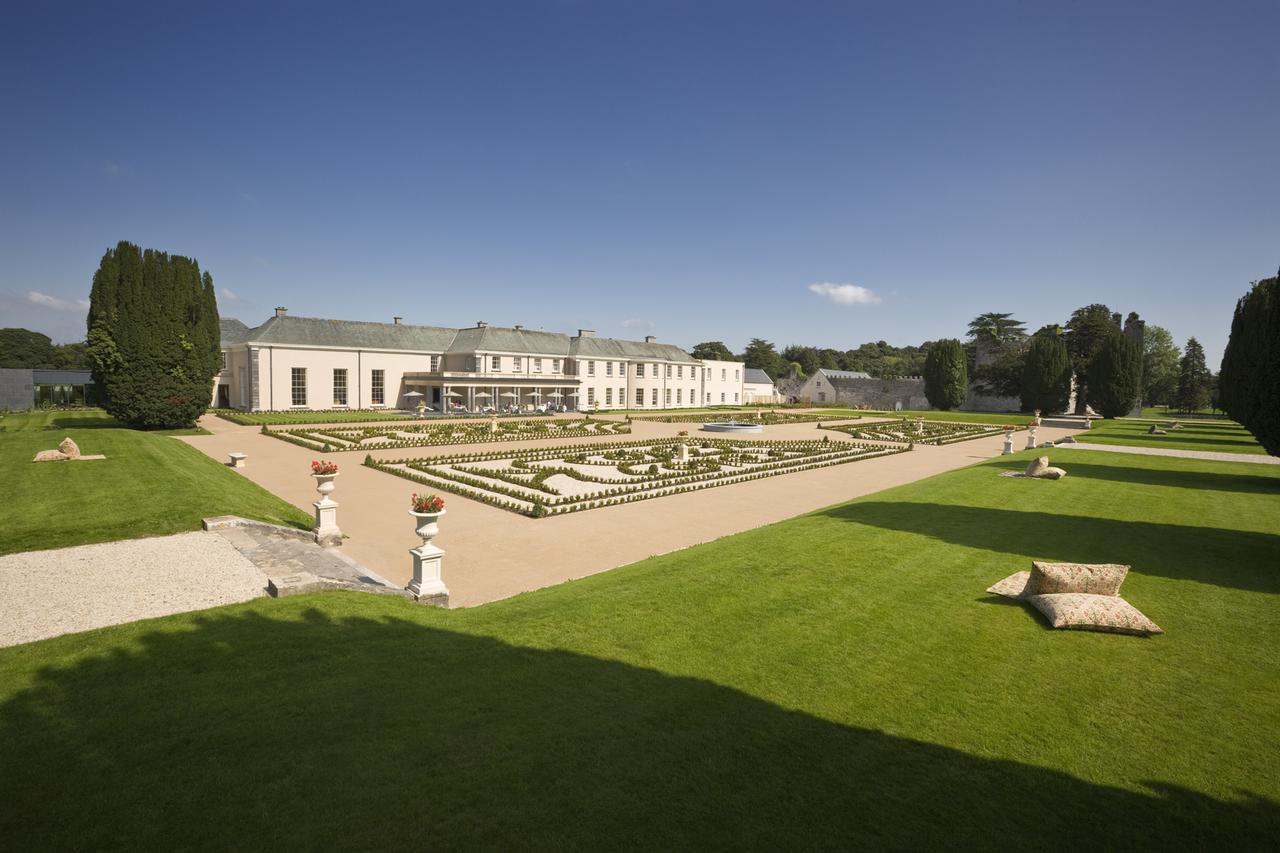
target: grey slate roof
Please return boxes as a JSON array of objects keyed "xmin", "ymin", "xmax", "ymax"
[
  {"xmin": 237, "ymin": 315, "xmax": 458, "ymax": 351},
  {"xmin": 818, "ymin": 368, "xmax": 872, "ymax": 380},
  {"xmin": 220, "ymin": 317, "xmax": 251, "ymax": 345},
  {"xmin": 223, "ymin": 313, "xmax": 702, "ymax": 362},
  {"xmin": 570, "ymin": 335, "xmax": 698, "ymax": 363},
  {"xmin": 743, "ymin": 368, "xmax": 774, "ymax": 385}
]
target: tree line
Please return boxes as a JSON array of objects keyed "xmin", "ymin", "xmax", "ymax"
[
  {"xmin": 0, "ymin": 329, "xmax": 91, "ymax": 370},
  {"xmin": 690, "ymin": 339, "xmax": 929, "ymax": 381}
]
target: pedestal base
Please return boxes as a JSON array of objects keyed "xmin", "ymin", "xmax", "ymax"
[
  {"xmin": 313, "ymin": 499, "xmax": 342, "ymax": 547},
  {"xmin": 408, "ymin": 543, "xmax": 449, "ymax": 605}
]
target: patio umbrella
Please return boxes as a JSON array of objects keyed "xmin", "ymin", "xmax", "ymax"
[
  {"xmin": 567, "ymin": 391, "xmax": 580, "ymax": 397},
  {"xmin": 443, "ymin": 390, "xmax": 462, "ymax": 398},
  {"xmin": 474, "ymin": 391, "xmax": 492, "ymax": 399},
  {"xmin": 501, "ymin": 392, "xmax": 519, "ymax": 399},
  {"xmin": 547, "ymin": 391, "xmax": 563, "ymax": 398},
  {"xmin": 402, "ymin": 391, "xmax": 424, "ymax": 399}
]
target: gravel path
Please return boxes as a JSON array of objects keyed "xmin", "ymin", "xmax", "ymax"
[
  {"xmin": 0, "ymin": 532, "xmax": 269, "ymax": 648},
  {"xmin": 1060, "ymin": 442, "xmax": 1280, "ymax": 465}
]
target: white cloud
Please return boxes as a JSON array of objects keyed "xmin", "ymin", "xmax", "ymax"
[
  {"xmin": 27, "ymin": 291, "xmax": 90, "ymax": 312},
  {"xmin": 807, "ymin": 282, "xmax": 881, "ymax": 306},
  {"xmin": 621, "ymin": 318, "xmax": 655, "ymax": 330},
  {"xmin": 220, "ymin": 288, "xmax": 241, "ymax": 303}
]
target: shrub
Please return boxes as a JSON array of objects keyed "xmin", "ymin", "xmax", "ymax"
[
  {"xmin": 1220, "ymin": 276, "xmax": 1279, "ymax": 454},
  {"xmin": 923, "ymin": 339, "xmax": 967, "ymax": 410},
  {"xmin": 1088, "ymin": 330, "xmax": 1142, "ymax": 418}
]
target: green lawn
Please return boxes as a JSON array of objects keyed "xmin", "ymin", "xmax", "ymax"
[
  {"xmin": 1, "ymin": 410, "xmax": 311, "ymax": 555},
  {"xmin": 1082, "ymin": 418, "xmax": 1266, "ymax": 455},
  {"xmin": 1, "ymin": 447, "xmax": 1276, "ymax": 849}
]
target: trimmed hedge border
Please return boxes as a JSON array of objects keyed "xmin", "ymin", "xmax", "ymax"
[
  {"xmin": 821, "ymin": 418, "xmax": 1013, "ymax": 445},
  {"xmin": 264, "ymin": 418, "xmax": 631, "ymax": 452},
  {"xmin": 365, "ymin": 436, "xmax": 907, "ymax": 517}
]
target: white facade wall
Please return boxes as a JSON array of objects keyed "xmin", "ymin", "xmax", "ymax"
[
  {"xmin": 742, "ymin": 381, "xmax": 777, "ymax": 403},
  {"xmin": 699, "ymin": 360, "xmax": 744, "ymax": 406}
]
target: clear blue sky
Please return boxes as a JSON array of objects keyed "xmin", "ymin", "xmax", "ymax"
[{"xmin": 2, "ymin": 1, "xmax": 1276, "ymax": 365}]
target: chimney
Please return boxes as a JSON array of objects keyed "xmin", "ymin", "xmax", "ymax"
[
  {"xmin": 275, "ymin": 306, "xmax": 288, "ymax": 318},
  {"xmin": 393, "ymin": 316, "xmax": 402, "ymax": 325},
  {"xmin": 644, "ymin": 335, "xmax": 656, "ymax": 343},
  {"xmin": 577, "ymin": 329, "xmax": 595, "ymax": 338},
  {"xmin": 476, "ymin": 320, "xmax": 488, "ymax": 328}
]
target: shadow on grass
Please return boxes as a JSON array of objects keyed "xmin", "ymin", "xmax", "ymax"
[
  {"xmin": 1, "ymin": 605, "xmax": 1275, "ymax": 850},
  {"xmin": 1045, "ymin": 461, "xmax": 1280, "ymax": 496},
  {"xmin": 1090, "ymin": 432, "xmax": 1264, "ymax": 452},
  {"xmin": 822, "ymin": 501, "xmax": 1280, "ymax": 594}
]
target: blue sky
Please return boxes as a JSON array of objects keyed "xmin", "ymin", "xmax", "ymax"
[{"xmin": 2, "ymin": 1, "xmax": 1276, "ymax": 365}]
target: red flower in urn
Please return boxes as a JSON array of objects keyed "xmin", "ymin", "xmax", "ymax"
[
  {"xmin": 411, "ymin": 493, "xmax": 445, "ymax": 514},
  {"xmin": 311, "ymin": 460, "xmax": 339, "ymax": 475}
]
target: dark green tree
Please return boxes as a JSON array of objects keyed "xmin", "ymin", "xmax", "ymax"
[
  {"xmin": 782, "ymin": 345, "xmax": 822, "ymax": 378},
  {"xmin": 923, "ymin": 339, "xmax": 967, "ymax": 410},
  {"xmin": 0, "ymin": 328, "xmax": 56, "ymax": 368},
  {"xmin": 86, "ymin": 241, "xmax": 221, "ymax": 428},
  {"xmin": 1219, "ymin": 276, "xmax": 1280, "ymax": 454},
  {"xmin": 1064, "ymin": 304, "xmax": 1118, "ymax": 412},
  {"xmin": 1020, "ymin": 334, "xmax": 1072, "ymax": 413},
  {"xmin": 1087, "ymin": 330, "xmax": 1142, "ymax": 418},
  {"xmin": 966, "ymin": 312, "xmax": 1027, "ymax": 345},
  {"xmin": 741, "ymin": 338, "xmax": 787, "ymax": 379},
  {"xmin": 1141, "ymin": 326, "xmax": 1181, "ymax": 407},
  {"xmin": 690, "ymin": 341, "xmax": 734, "ymax": 361},
  {"xmin": 1173, "ymin": 337, "xmax": 1211, "ymax": 414},
  {"xmin": 972, "ymin": 346, "xmax": 1027, "ymax": 398}
]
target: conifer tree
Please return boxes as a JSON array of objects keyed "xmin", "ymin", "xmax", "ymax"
[
  {"xmin": 86, "ymin": 241, "xmax": 221, "ymax": 428},
  {"xmin": 1087, "ymin": 330, "xmax": 1142, "ymax": 418},
  {"xmin": 1173, "ymin": 338, "xmax": 1211, "ymax": 415},
  {"xmin": 923, "ymin": 338, "xmax": 967, "ymax": 410},
  {"xmin": 1219, "ymin": 276, "xmax": 1279, "ymax": 454},
  {"xmin": 1019, "ymin": 334, "xmax": 1072, "ymax": 414}
]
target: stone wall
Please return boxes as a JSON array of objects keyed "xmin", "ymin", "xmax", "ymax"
[
  {"xmin": 790, "ymin": 376, "xmax": 931, "ymax": 411},
  {"xmin": 0, "ymin": 368, "xmax": 33, "ymax": 411}
]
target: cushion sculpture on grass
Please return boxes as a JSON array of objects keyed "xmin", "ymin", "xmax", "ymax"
[
  {"xmin": 1027, "ymin": 561, "xmax": 1128, "ymax": 596},
  {"xmin": 1025, "ymin": 593, "xmax": 1163, "ymax": 636}
]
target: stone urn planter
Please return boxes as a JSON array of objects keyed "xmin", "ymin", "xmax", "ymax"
[
  {"xmin": 310, "ymin": 465, "xmax": 342, "ymax": 547},
  {"xmin": 407, "ymin": 499, "xmax": 449, "ymax": 604}
]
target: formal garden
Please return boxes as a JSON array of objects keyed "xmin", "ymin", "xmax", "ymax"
[
  {"xmin": 267, "ymin": 417, "xmax": 631, "ymax": 452},
  {"xmin": 824, "ymin": 418, "xmax": 1014, "ymax": 445},
  {"xmin": 367, "ymin": 437, "xmax": 903, "ymax": 516},
  {"xmin": 2, "ymin": 445, "xmax": 1276, "ymax": 849}
]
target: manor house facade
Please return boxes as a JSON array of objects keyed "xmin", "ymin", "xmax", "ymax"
[{"xmin": 215, "ymin": 309, "xmax": 766, "ymax": 412}]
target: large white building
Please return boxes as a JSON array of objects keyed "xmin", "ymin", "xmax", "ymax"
[{"xmin": 214, "ymin": 309, "xmax": 753, "ymax": 412}]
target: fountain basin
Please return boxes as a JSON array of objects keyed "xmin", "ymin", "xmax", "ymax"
[{"xmin": 701, "ymin": 421, "xmax": 764, "ymax": 434}]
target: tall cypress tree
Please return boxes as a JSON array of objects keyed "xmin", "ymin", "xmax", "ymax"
[
  {"xmin": 86, "ymin": 241, "xmax": 221, "ymax": 428},
  {"xmin": 1173, "ymin": 337, "xmax": 1211, "ymax": 415},
  {"xmin": 1220, "ymin": 276, "xmax": 1279, "ymax": 454},
  {"xmin": 1019, "ymin": 334, "xmax": 1072, "ymax": 414},
  {"xmin": 923, "ymin": 338, "xmax": 967, "ymax": 410},
  {"xmin": 1088, "ymin": 330, "xmax": 1142, "ymax": 418}
]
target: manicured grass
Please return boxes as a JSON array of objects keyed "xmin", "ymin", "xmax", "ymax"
[
  {"xmin": 1082, "ymin": 418, "xmax": 1266, "ymax": 455},
  {"xmin": 1, "ymin": 448, "xmax": 1276, "ymax": 849},
  {"xmin": 861, "ymin": 408, "xmax": 1032, "ymax": 425},
  {"xmin": 1140, "ymin": 405, "xmax": 1227, "ymax": 419},
  {"xmin": 1, "ymin": 410, "xmax": 311, "ymax": 555}
]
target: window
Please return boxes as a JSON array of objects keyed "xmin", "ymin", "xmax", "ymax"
[
  {"xmin": 221, "ymin": 352, "xmax": 228, "ymax": 371},
  {"xmin": 333, "ymin": 369, "xmax": 347, "ymax": 406},
  {"xmin": 534, "ymin": 358, "xmax": 543, "ymax": 374},
  {"xmin": 666, "ymin": 365, "xmax": 671, "ymax": 378},
  {"xmin": 818, "ymin": 392, "xmax": 826, "ymax": 402},
  {"xmin": 705, "ymin": 392, "xmax": 710, "ymax": 403},
  {"xmin": 514, "ymin": 357, "xmax": 522, "ymax": 372},
  {"xmin": 491, "ymin": 355, "xmax": 501, "ymax": 371},
  {"xmin": 552, "ymin": 359, "xmax": 560, "ymax": 373},
  {"xmin": 734, "ymin": 392, "xmax": 740, "ymax": 402},
  {"xmin": 651, "ymin": 388, "xmax": 658, "ymax": 406},
  {"xmin": 618, "ymin": 387, "xmax": 624, "ymax": 405},
  {"xmin": 291, "ymin": 368, "xmax": 307, "ymax": 406},
  {"xmin": 606, "ymin": 361, "xmax": 613, "ymax": 377},
  {"xmin": 605, "ymin": 387, "xmax": 613, "ymax": 406},
  {"xmin": 721, "ymin": 368, "xmax": 726, "ymax": 380},
  {"xmin": 651, "ymin": 364, "xmax": 658, "ymax": 377},
  {"xmin": 635, "ymin": 363, "xmax": 644, "ymax": 377},
  {"xmin": 617, "ymin": 362, "xmax": 623, "ymax": 376},
  {"xmin": 665, "ymin": 388, "xmax": 671, "ymax": 406},
  {"xmin": 429, "ymin": 355, "xmax": 440, "ymax": 372},
  {"xmin": 371, "ymin": 369, "xmax": 385, "ymax": 405},
  {"xmin": 735, "ymin": 369, "xmax": 740, "ymax": 381},
  {"xmin": 676, "ymin": 388, "xmax": 682, "ymax": 405},
  {"xmin": 471, "ymin": 356, "xmax": 482, "ymax": 372},
  {"xmin": 587, "ymin": 360, "xmax": 595, "ymax": 376},
  {"xmin": 635, "ymin": 388, "xmax": 644, "ymax": 406},
  {"xmin": 720, "ymin": 393, "xmax": 725, "ymax": 403},
  {"xmin": 587, "ymin": 387, "xmax": 596, "ymax": 405}
]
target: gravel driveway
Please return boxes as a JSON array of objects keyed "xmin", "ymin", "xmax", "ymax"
[{"xmin": 0, "ymin": 532, "xmax": 269, "ymax": 648}]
